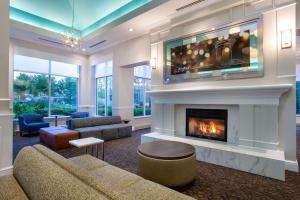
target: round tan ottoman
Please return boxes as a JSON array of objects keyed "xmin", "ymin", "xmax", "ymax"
[{"xmin": 137, "ymin": 140, "xmax": 196, "ymax": 187}]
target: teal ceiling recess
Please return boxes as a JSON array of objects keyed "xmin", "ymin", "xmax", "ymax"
[{"xmin": 10, "ymin": 0, "xmax": 165, "ymax": 38}]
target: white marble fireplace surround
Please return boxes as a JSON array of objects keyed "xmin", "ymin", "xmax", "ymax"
[{"xmin": 142, "ymin": 84, "xmax": 292, "ymax": 180}]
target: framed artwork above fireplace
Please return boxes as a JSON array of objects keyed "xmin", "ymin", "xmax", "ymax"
[{"xmin": 163, "ymin": 18, "xmax": 263, "ymax": 84}]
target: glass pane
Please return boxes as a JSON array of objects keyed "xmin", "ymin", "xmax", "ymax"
[
  {"xmin": 50, "ymin": 76, "xmax": 78, "ymax": 115},
  {"xmin": 14, "ymin": 55, "xmax": 49, "ymax": 74},
  {"xmin": 13, "ymin": 72, "xmax": 49, "ymax": 118},
  {"xmin": 51, "ymin": 61, "xmax": 79, "ymax": 77},
  {"xmin": 106, "ymin": 76, "xmax": 113, "ymax": 116},
  {"xmin": 134, "ymin": 77, "xmax": 144, "ymax": 117},
  {"xmin": 95, "ymin": 61, "xmax": 113, "ymax": 77},
  {"xmin": 96, "ymin": 77, "xmax": 106, "ymax": 116},
  {"xmin": 134, "ymin": 65, "xmax": 151, "ymax": 79},
  {"xmin": 145, "ymin": 79, "xmax": 151, "ymax": 116}
]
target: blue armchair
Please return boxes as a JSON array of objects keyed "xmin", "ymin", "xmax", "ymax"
[
  {"xmin": 18, "ymin": 114, "xmax": 50, "ymax": 136},
  {"xmin": 70, "ymin": 112, "xmax": 89, "ymax": 119}
]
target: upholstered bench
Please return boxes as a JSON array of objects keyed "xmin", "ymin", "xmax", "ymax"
[{"xmin": 39, "ymin": 127, "xmax": 79, "ymax": 150}]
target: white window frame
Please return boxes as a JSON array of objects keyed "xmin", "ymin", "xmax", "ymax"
[
  {"xmin": 133, "ymin": 63, "xmax": 151, "ymax": 118},
  {"xmin": 13, "ymin": 55, "xmax": 80, "ymax": 117},
  {"xmin": 95, "ymin": 61, "xmax": 113, "ymax": 117},
  {"xmin": 96, "ymin": 75, "xmax": 112, "ymax": 116}
]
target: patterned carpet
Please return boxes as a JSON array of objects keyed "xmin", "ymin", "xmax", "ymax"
[{"xmin": 13, "ymin": 129, "xmax": 300, "ymax": 200}]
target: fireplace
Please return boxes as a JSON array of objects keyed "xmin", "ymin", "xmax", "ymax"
[{"xmin": 186, "ymin": 108, "xmax": 227, "ymax": 142}]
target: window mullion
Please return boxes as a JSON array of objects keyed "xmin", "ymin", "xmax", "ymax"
[
  {"xmin": 48, "ymin": 60, "xmax": 51, "ymax": 117},
  {"xmin": 96, "ymin": 78, "xmax": 98, "ymax": 116},
  {"xmin": 105, "ymin": 76, "xmax": 108, "ymax": 116},
  {"xmin": 144, "ymin": 78, "xmax": 146, "ymax": 116}
]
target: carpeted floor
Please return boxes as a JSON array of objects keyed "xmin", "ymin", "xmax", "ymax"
[{"xmin": 13, "ymin": 128, "xmax": 300, "ymax": 200}]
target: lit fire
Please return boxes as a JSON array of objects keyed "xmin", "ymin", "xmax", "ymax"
[
  {"xmin": 188, "ymin": 118, "xmax": 225, "ymax": 138},
  {"xmin": 199, "ymin": 121, "xmax": 218, "ymax": 134}
]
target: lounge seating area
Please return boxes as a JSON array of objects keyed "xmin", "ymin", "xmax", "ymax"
[
  {"xmin": 37, "ymin": 116, "xmax": 132, "ymax": 151},
  {"xmin": 0, "ymin": 0, "xmax": 300, "ymax": 199},
  {"xmin": 1, "ymin": 144, "xmax": 193, "ymax": 200}
]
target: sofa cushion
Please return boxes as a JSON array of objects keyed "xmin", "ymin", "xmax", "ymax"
[
  {"xmin": 101, "ymin": 127, "xmax": 118, "ymax": 141},
  {"xmin": 0, "ymin": 175, "xmax": 28, "ymax": 200},
  {"xmin": 75, "ymin": 125, "xmax": 117, "ymax": 140},
  {"xmin": 14, "ymin": 146, "xmax": 109, "ymax": 200},
  {"xmin": 74, "ymin": 127, "xmax": 102, "ymax": 139},
  {"xmin": 68, "ymin": 155, "xmax": 108, "ymax": 171},
  {"xmin": 69, "ymin": 155, "xmax": 142, "ymax": 192},
  {"xmin": 71, "ymin": 116, "xmax": 122, "ymax": 129},
  {"xmin": 75, "ymin": 124, "xmax": 132, "ymax": 140},
  {"xmin": 105, "ymin": 124, "xmax": 132, "ymax": 138},
  {"xmin": 68, "ymin": 153, "xmax": 195, "ymax": 200},
  {"xmin": 75, "ymin": 126, "xmax": 102, "ymax": 132}
]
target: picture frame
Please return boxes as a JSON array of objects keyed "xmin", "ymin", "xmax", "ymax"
[{"xmin": 163, "ymin": 18, "xmax": 263, "ymax": 84}]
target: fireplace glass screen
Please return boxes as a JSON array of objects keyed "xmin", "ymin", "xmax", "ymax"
[{"xmin": 186, "ymin": 109, "xmax": 227, "ymax": 142}]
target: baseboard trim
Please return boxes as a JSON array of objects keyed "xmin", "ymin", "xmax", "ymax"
[
  {"xmin": 0, "ymin": 166, "xmax": 13, "ymax": 177},
  {"xmin": 285, "ymin": 159, "xmax": 299, "ymax": 172}
]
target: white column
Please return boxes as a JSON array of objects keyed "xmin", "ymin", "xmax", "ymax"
[
  {"xmin": 0, "ymin": 0, "xmax": 13, "ymax": 176},
  {"xmin": 276, "ymin": 4, "xmax": 298, "ymax": 172}
]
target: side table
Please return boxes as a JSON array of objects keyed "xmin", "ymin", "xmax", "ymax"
[{"xmin": 69, "ymin": 137, "xmax": 104, "ymax": 160}]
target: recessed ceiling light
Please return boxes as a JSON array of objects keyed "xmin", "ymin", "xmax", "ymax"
[
  {"xmin": 128, "ymin": 28, "xmax": 134, "ymax": 32},
  {"xmin": 211, "ymin": 28, "xmax": 215, "ymax": 31},
  {"xmin": 82, "ymin": 48, "xmax": 86, "ymax": 52}
]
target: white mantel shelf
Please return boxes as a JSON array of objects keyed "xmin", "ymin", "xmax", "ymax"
[{"xmin": 147, "ymin": 84, "xmax": 292, "ymax": 105}]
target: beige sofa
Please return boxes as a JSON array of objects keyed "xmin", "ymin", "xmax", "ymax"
[{"xmin": 0, "ymin": 145, "xmax": 195, "ymax": 200}]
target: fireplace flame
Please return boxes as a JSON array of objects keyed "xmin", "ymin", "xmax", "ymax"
[
  {"xmin": 199, "ymin": 121, "xmax": 218, "ymax": 134},
  {"xmin": 189, "ymin": 118, "xmax": 225, "ymax": 138},
  {"xmin": 210, "ymin": 121, "xmax": 217, "ymax": 133}
]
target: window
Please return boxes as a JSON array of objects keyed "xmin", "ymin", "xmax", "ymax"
[
  {"xmin": 14, "ymin": 72, "xmax": 49, "ymax": 116},
  {"xmin": 95, "ymin": 61, "xmax": 112, "ymax": 116},
  {"xmin": 50, "ymin": 61, "xmax": 78, "ymax": 115},
  {"xmin": 13, "ymin": 55, "xmax": 79, "ymax": 118},
  {"xmin": 134, "ymin": 65, "xmax": 151, "ymax": 117}
]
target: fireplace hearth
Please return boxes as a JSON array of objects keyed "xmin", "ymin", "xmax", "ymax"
[{"xmin": 186, "ymin": 108, "xmax": 227, "ymax": 142}]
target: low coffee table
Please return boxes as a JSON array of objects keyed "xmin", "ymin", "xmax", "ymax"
[
  {"xmin": 39, "ymin": 127, "xmax": 79, "ymax": 150},
  {"xmin": 137, "ymin": 140, "xmax": 196, "ymax": 187},
  {"xmin": 69, "ymin": 137, "xmax": 104, "ymax": 160}
]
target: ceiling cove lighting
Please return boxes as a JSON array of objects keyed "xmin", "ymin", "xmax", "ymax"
[{"xmin": 62, "ymin": 0, "xmax": 81, "ymax": 49}]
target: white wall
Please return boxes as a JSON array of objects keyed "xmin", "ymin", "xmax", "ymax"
[
  {"xmin": 10, "ymin": 38, "xmax": 89, "ymax": 110},
  {"xmin": 150, "ymin": 3, "xmax": 297, "ymax": 167},
  {"xmin": 0, "ymin": 0, "xmax": 13, "ymax": 176},
  {"xmin": 89, "ymin": 35, "xmax": 151, "ymax": 129},
  {"xmin": 297, "ymin": 0, "xmax": 300, "ymax": 30}
]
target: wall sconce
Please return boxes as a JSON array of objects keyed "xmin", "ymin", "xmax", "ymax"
[
  {"xmin": 281, "ymin": 29, "xmax": 292, "ymax": 49},
  {"xmin": 150, "ymin": 58, "xmax": 157, "ymax": 70}
]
